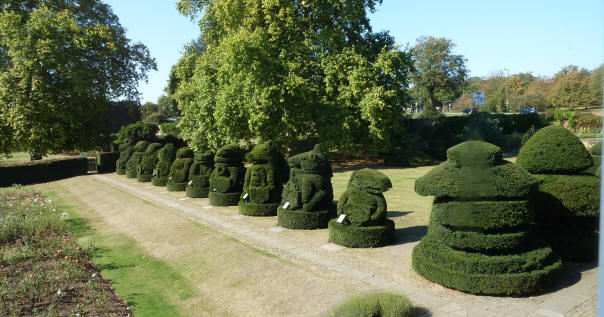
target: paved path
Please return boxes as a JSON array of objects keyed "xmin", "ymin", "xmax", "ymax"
[{"xmin": 94, "ymin": 174, "xmax": 598, "ymax": 317}]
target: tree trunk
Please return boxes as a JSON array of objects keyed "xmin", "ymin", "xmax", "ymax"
[{"xmin": 424, "ymin": 90, "xmax": 442, "ymax": 114}]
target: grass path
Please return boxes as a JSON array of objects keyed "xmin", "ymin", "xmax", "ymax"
[{"xmin": 34, "ymin": 177, "xmax": 369, "ymax": 317}]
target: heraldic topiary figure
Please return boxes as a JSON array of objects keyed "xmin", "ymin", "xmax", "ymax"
[
  {"xmin": 328, "ymin": 168, "xmax": 395, "ymax": 248},
  {"xmin": 238, "ymin": 142, "xmax": 289, "ymax": 216},
  {"xmin": 116, "ymin": 121, "xmax": 158, "ymax": 175},
  {"xmin": 412, "ymin": 141, "xmax": 562, "ymax": 295},
  {"xmin": 278, "ymin": 145, "xmax": 335, "ymax": 229},
  {"xmin": 166, "ymin": 147, "xmax": 194, "ymax": 192},
  {"xmin": 137, "ymin": 142, "xmax": 162, "ymax": 182},
  {"xmin": 517, "ymin": 125, "xmax": 599, "ymax": 261},
  {"xmin": 186, "ymin": 151, "xmax": 214, "ymax": 198},
  {"xmin": 126, "ymin": 141, "xmax": 150, "ymax": 178},
  {"xmin": 209, "ymin": 144, "xmax": 246, "ymax": 206},
  {"xmin": 152, "ymin": 143, "xmax": 176, "ymax": 186},
  {"xmin": 116, "ymin": 142, "xmax": 135, "ymax": 175}
]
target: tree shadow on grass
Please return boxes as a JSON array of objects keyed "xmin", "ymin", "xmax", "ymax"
[
  {"xmin": 392, "ymin": 225, "xmax": 428, "ymax": 246},
  {"xmin": 387, "ymin": 211, "xmax": 412, "ymax": 218}
]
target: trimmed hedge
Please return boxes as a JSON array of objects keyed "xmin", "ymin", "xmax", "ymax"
[
  {"xmin": 428, "ymin": 222, "xmax": 532, "ymax": 253},
  {"xmin": 209, "ymin": 191, "xmax": 241, "ymax": 206},
  {"xmin": 431, "ymin": 200, "xmax": 532, "ymax": 231},
  {"xmin": 116, "ymin": 144, "xmax": 134, "ymax": 175},
  {"xmin": 277, "ymin": 204, "xmax": 335, "ymax": 229},
  {"xmin": 517, "ymin": 125, "xmax": 593, "ymax": 174},
  {"xmin": 328, "ymin": 292, "xmax": 413, "ymax": 317},
  {"xmin": 186, "ymin": 151, "xmax": 214, "ymax": 198},
  {"xmin": 536, "ymin": 174, "xmax": 600, "ymax": 220},
  {"xmin": 166, "ymin": 147, "xmax": 194, "ymax": 192},
  {"xmin": 239, "ymin": 142, "xmax": 289, "ymax": 217},
  {"xmin": 590, "ymin": 140, "xmax": 602, "ymax": 155},
  {"xmin": 137, "ymin": 143, "xmax": 162, "ymax": 182},
  {"xmin": 209, "ymin": 144, "xmax": 246, "ymax": 206},
  {"xmin": 0, "ymin": 157, "xmax": 88, "ymax": 187},
  {"xmin": 152, "ymin": 143, "xmax": 176, "ymax": 186},
  {"xmin": 96, "ymin": 152, "xmax": 119, "ymax": 174},
  {"xmin": 125, "ymin": 141, "xmax": 150, "ymax": 178},
  {"xmin": 328, "ymin": 218, "xmax": 395, "ymax": 248}
]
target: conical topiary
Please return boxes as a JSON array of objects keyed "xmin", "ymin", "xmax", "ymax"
[
  {"xmin": 126, "ymin": 141, "xmax": 150, "ymax": 178},
  {"xmin": 209, "ymin": 144, "xmax": 246, "ymax": 206},
  {"xmin": 238, "ymin": 142, "xmax": 289, "ymax": 216},
  {"xmin": 412, "ymin": 141, "xmax": 561, "ymax": 295},
  {"xmin": 186, "ymin": 151, "xmax": 214, "ymax": 198},
  {"xmin": 328, "ymin": 168, "xmax": 394, "ymax": 248},
  {"xmin": 517, "ymin": 126, "xmax": 599, "ymax": 261},
  {"xmin": 152, "ymin": 143, "xmax": 176, "ymax": 186},
  {"xmin": 167, "ymin": 148, "xmax": 194, "ymax": 192},
  {"xmin": 278, "ymin": 145, "xmax": 335, "ymax": 229},
  {"xmin": 137, "ymin": 143, "xmax": 162, "ymax": 182}
]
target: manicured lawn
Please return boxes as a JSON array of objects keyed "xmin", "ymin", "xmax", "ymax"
[{"xmin": 0, "ymin": 152, "xmax": 71, "ymax": 164}]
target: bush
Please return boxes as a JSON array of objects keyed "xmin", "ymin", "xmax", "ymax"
[
  {"xmin": 152, "ymin": 143, "xmax": 176, "ymax": 186},
  {"xmin": 590, "ymin": 140, "xmax": 602, "ymax": 155},
  {"xmin": 209, "ymin": 144, "xmax": 246, "ymax": 206},
  {"xmin": 0, "ymin": 157, "xmax": 88, "ymax": 187},
  {"xmin": 116, "ymin": 121, "xmax": 158, "ymax": 145},
  {"xmin": 494, "ymin": 113, "xmax": 548, "ymax": 134},
  {"xmin": 536, "ymin": 174, "xmax": 600, "ymax": 220},
  {"xmin": 186, "ymin": 151, "xmax": 214, "ymax": 198},
  {"xmin": 160, "ymin": 122, "xmax": 180, "ymax": 136},
  {"xmin": 517, "ymin": 125, "xmax": 593, "ymax": 174},
  {"xmin": 462, "ymin": 112, "xmax": 504, "ymax": 146},
  {"xmin": 166, "ymin": 147, "xmax": 194, "ymax": 192},
  {"xmin": 327, "ymin": 292, "xmax": 413, "ymax": 317},
  {"xmin": 96, "ymin": 151, "xmax": 119, "ymax": 174},
  {"xmin": 137, "ymin": 143, "xmax": 162, "ymax": 182},
  {"xmin": 431, "ymin": 200, "xmax": 532, "ymax": 231},
  {"xmin": 383, "ymin": 150, "xmax": 435, "ymax": 167},
  {"xmin": 328, "ymin": 218, "xmax": 395, "ymax": 248},
  {"xmin": 278, "ymin": 145, "xmax": 335, "ymax": 229},
  {"xmin": 116, "ymin": 144, "xmax": 134, "ymax": 175},
  {"xmin": 125, "ymin": 141, "xmax": 150, "ymax": 178}
]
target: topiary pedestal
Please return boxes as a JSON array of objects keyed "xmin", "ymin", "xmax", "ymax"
[
  {"xmin": 152, "ymin": 176, "xmax": 168, "ymax": 186},
  {"xmin": 239, "ymin": 201, "xmax": 279, "ymax": 216},
  {"xmin": 186, "ymin": 185, "xmax": 209, "ymax": 198},
  {"xmin": 328, "ymin": 218, "xmax": 394, "ymax": 248},
  {"xmin": 277, "ymin": 204, "xmax": 335, "ymax": 229},
  {"xmin": 209, "ymin": 191, "xmax": 241, "ymax": 206}
]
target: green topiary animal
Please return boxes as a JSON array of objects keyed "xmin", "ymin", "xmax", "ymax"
[
  {"xmin": 277, "ymin": 145, "xmax": 335, "ymax": 229},
  {"xmin": 328, "ymin": 168, "xmax": 394, "ymax": 248},
  {"xmin": 125, "ymin": 141, "xmax": 150, "ymax": 178},
  {"xmin": 152, "ymin": 143, "xmax": 176, "ymax": 186},
  {"xmin": 137, "ymin": 143, "xmax": 162, "ymax": 182},
  {"xmin": 238, "ymin": 142, "xmax": 289, "ymax": 216},
  {"xmin": 412, "ymin": 141, "xmax": 561, "ymax": 296},
  {"xmin": 167, "ymin": 148, "xmax": 194, "ymax": 192},
  {"xmin": 186, "ymin": 151, "xmax": 214, "ymax": 198},
  {"xmin": 209, "ymin": 144, "xmax": 246, "ymax": 206}
]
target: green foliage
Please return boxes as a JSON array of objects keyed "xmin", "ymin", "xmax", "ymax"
[
  {"xmin": 277, "ymin": 205, "xmax": 336, "ymax": 230},
  {"xmin": 117, "ymin": 121, "xmax": 159, "ymax": 145},
  {"xmin": 447, "ymin": 141, "xmax": 502, "ymax": 168},
  {"xmin": 96, "ymin": 151, "xmax": 119, "ymax": 174},
  {"xmin": 116, "ymin": 145, "xmax": 134, "ymax": 175},
  {"xmin": 431, "ymin": 200, "xmax": 532, "ymax": 231},
  {"xmin": 161, "ymin": 123, "xmax": 180, "ymax": 136},
  {"xmin": 209, "ymin": 144, "xmax": 246, "ymax": 206},
  {"xmin": 328, "ymin": 218, "xmax": 395, "ymax": 248},
  {"xmin": 590, "ymin": 140, "xmax": 602, "ymax": 155},
  {"xmin": 517, "ymin": 125, "xmax": 593, "ymax": 174},
  {"xmin": 152, "ymin": 143, "xmax": 176, "ymax": 186},
  {"xmin": 137, "ymin": 143, "xmax": 162, "ymax": 182},
  {"xmin": 167, "ymin": 148, "xmax": 194, "ymax": 191},
  {"xmin": 327, "ymin": 292, "xmax": 413, "ymax": 317},
  {"xmin": 428, "ymin": 222, "xmax": 532, "ymax": 253},
  {"xmin": 383, "ymin": 149, "xmax": 435, "ymax": 167},
  {"xmin": 0, "ymin": 157, "xmax": 88, "ymax": 187},
  {"xmin": 126, "ymin": 141, "xmax": 150, "ymax": 178},
  {"xmin": 0, "ymin": 2, "xmax": 155, "ymax": 157},
  {"xmin": 462, "ymin": 113, "xmax": 504, "ymax": 146},
  {"xmin": 535, "ymin": 174, "xmax": 600, "ymax": 221},
  {"xmin": 186, "ymin": 151, "xmax": 214, "ymax": 198}
]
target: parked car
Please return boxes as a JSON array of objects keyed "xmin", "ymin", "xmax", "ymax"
[
  {"xmin": 520, "ymin": 107, "xmax": 538, "ymax": 114},
  {"xmin": 461, "ymin": 107, "xmax": 478, "ymax": 115}
]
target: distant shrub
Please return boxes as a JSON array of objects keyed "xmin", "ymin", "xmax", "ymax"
[
  {"xmin": 573, "ymin": 112, "xmax": 602, "ymax": 132},
  {"xmin": 160, "ymin": 122, "xmax": 180, "ymax": 136},
  {"xmin": 116, "ymin": 121, "xmax": 158, "ymax": 145},
  {"xmin": 462, "ymin": 112, "xmax": 504, "ymax": 146},
  {"xmin": 328, "ymin": 292, "xmax": 413, "ymax": 317},
  {"xmin": 383, "ymin": 149, "xmax": 436, "ymax": 167}
]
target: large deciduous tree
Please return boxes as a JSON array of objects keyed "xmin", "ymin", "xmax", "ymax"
[
  {"xmin": 173, "ymin": 0, "xmax": 412, "ymax": 154},
  {"xmin": 410, "ymin": 36, "xmax": 468, "ymax": 114},
  {"xmin": 0, "ymin": 1, "xmax": 155, "ymax": 159}
]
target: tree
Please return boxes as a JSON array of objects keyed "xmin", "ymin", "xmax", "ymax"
[
  {"xmin": 0, "ymin": 1, "xmax": 155, "ymax": 159},
  {"xmin": 158, "ymin": 94, "xmax": 180, "ymax": 118},
  {"xmin": 410, "ymin": 36, "xmax": 468, "ymax": 113},
  {"xmin": 589, "ymin": 64, "xmax": 603, "ymax": 106},
  {"xmin": 549, "ymin": 66, "xmax": 592, "ymax": 109},
  {"xmin": 173, "ymin": 0, "xmax": 413, "ymax": 154}
]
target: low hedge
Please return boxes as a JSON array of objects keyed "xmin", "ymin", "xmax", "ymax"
[
  {"xmin": 238, "ymin": 201, "xmax": 279, "ymax": 217},
  {"xmin": 328, "ymin": 292, "xmax": 413, "ymax": 317},
  {"xmin": 328, "ymin": 218, "xmax": 395, "ymax": 248},
  {"xmin": 277, "ymin": 204, "xmax": 335, "ymax": 230},
  {"xmin": 590, "ymin": 140, "xmax": 602, "ymax": 155},
  {"xmin": 428, "ymin": 222, "xmax": 532, "ymax": 253},
  {"xmin": 412, "ymin": 241, "xmax": 562, "ymax": 295},
  {"xmin": 431, "ymin": 200, "xmax": 532, "ymax": 231},
  {"xmin": 0, "ymin": 157, "xmax": 88, "ymax": 187},
  {"xmin": 96, "ymin": 152, "xmax": 119, "ymax": 174},
  {"xmin": 209, "ymin": 191, "xmax": 240, "ymax": 206}
]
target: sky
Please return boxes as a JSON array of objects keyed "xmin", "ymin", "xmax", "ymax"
[{"xmin": 103, "ymin": 0, "xmax": 604, "ymax": 104}]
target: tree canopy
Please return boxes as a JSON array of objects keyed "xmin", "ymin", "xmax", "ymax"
[
  {"xmin": 172, "ymin": 0, "xmax": 413, "ymax": 154},
  {"xmin": 0, "ymin": 0, "xmax": 155, "ymax": 158}
]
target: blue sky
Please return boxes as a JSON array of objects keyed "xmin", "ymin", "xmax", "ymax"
[{"xmin": 104, "ymin": 0, "xmax": 603, "ymax": 104}]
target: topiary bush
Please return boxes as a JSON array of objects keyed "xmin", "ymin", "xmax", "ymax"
[
  {"xmin": 125, "ymin": 141, "xmax": 150, "ymax": 178},
  {"xmin": 116, "ymin": 143, "xmax": 134, "ymax": 175},
  {"xmin": 166, "ymin": 147, "xmax": 194, "ymax": 192},
  {"xmin": 412, "ymin": 141, "xmax": 561, "ymax": 295},
  {"xmin": 590, "ymin": 140, "xmax": 602, "ymax": 155},
  {"xmin": 329, "ymin": 169, "xmax": 394, "ymax": 248},
  {"xmin": 516, "ymin": 125, "xmax": 593, "ymax": 174},
  {"xmin": 278, "ymin": 145, "xmax": 335, "ymax": 229},
  {"xmin": 96, "ymin": 151, "xmax": 119, "ymax": 174},
  {"xmin": 136, "ymin": 143, "xmax": 162, "ymax": 182},
  {"xmin": 518, "ymin": 126, "xmax": 599, "ymax": 261},
  {"xmin": 238, "ymin": 142, "xmax": 289, "ymax": 216},
  {"xmin": 209, "ymin": 144, "xmax": 246, "ymax": 206},
  {"xmin": 327, "ymin": 292, "xmax": 413, "ymax": 317},
  {"xmin": 152, "ymin": 143, "xmax": 176, "ymax": 186},
  {"xmin": 186, "ymin": 151, "xmax": 214, "ymax": 198}
]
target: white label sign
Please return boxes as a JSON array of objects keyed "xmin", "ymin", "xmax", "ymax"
[
  {"xmin": 337, "ymin": 214, "xmax": 346, "ymax": 223},
  {"xmin": 153, "ymin": 171, "xmax": 157, "ymax": 176},
  {"xmin": 243, "ymin": 193, "xmax": 249, "ymax": 200},
  {"xmin": 188, "ymin": 180, "xmax": 193, "ymax": 185},
  {"xmin": 169, "ymin": 176, "xmax": 172, "ymax": 180},
  {"xmin": 283, "ymin": 202, "xmax": 290, "ymax": 210},
  {"xmin": 212, "ymin": 188, "xmax": 216, "ymax": 192}
]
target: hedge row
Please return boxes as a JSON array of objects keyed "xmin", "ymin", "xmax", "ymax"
[{"xmin": 0, "ymin": 157, "xmax": 88, "ymax": 187}]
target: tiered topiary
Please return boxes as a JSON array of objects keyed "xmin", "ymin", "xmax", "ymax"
[
  {"xmin": 186, "ymin": 151, "xmax": 214, "ymax": 198},
  {"xmin": 209, "ymin": 144, "xmax": 246, "ymax": 206},
  {"xmin": 166, "ymin": 148, "xmax": 194, "ymax": 192},
  {"xmin": 137, "ymin": 143, "xmax": 162, "ymax": 182},
  {"xmin": 238, "ymin": 142, "xmax": 289, "ymax": 216},
  {"xmin": 116, "ymin": 142, "xmax": 135, "ymax": 175},
  {"xmin": 328, "ymin": 169, "xmax": 394, "ymax": 248},
  {"xmin": 278, "ymin": 145, "xmax": 335, "ymax": 229},
  {"xmin": 517, "ymin": 125, "xmax": 599, "ymax": 261},
  {"xmin": 412, "ymin": 141, "xmax": 562, "ymax": 295},
  {"xmin": 152, "ymin": 143, "xmax": 176, "ymax": 186},
  {"xmin": 125, "ymin": 141, "xmax": 150, "ymax": 178}
]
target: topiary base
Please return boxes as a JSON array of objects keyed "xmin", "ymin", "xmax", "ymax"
[
  {"xmin": 328, "ymin": 218, "xmax": 395, "ymax": 248},
  {"xmin": 277, "ymin": 206, "xmax": 335, "ymax": 229},
  {"xmin": 412, "ymin": 239, "xmax": 563, "ymax": 295},
  {"xmin": 126, "ymin": 170, "xmax": 137, "ymax": 178},
  {"xmin": 116, "ymin": 167, "xmax": 126, "ymax": 175},
  {"xmin": 167, "ymin": 182, "xmax": 187, "ymax": 192},
  {"xmin": 137, "ymin": 174, "xmax": 152, "ymax": 182},
  {"xmin": 186, "ymin": 186, "xmax": 209, "ymax": 198},
  {"xmin": 152, "ymin": 177, "xmax": 168, "ymax": 186},
  {"xmin": 209, "ymin": 191, "xmax": 241, "ymax": 206},
  {"xmin": 238, "ymin": 201, "xmax": 279, "ymax": 217}
]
